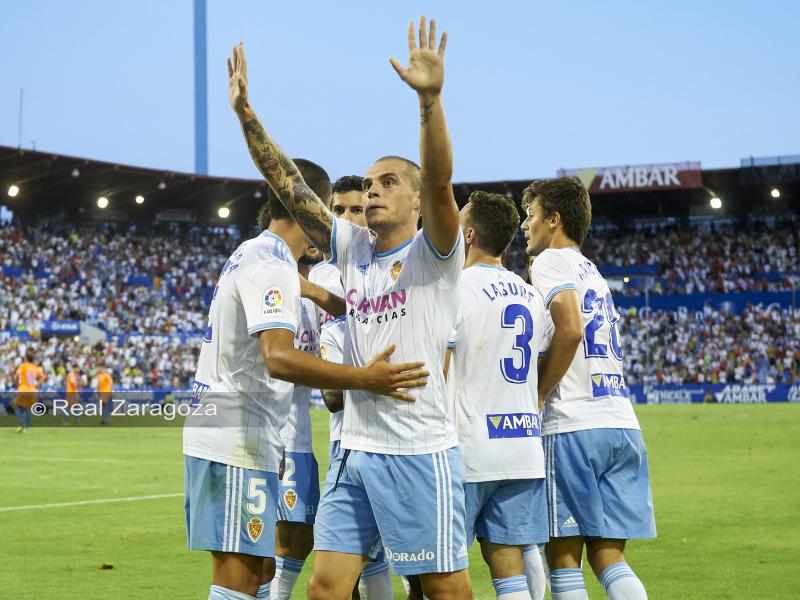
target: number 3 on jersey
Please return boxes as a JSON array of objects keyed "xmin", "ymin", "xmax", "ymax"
[{"xmin": 500, "ymin": 303, "xmax": 534, "ymax": 384}]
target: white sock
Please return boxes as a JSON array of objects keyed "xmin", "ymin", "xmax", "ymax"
[
  {"xmin": 523, "ymin": 545, "xmax": 547, "ymax": 600},
  {"xmin": 269, "ymin": 556, "xmax": 304, "ymax": 600},
  {"xmin": 359, "ymin": 560, "xmax": 393, "ymax": 599},
  {"xmin": 209, "ymin": 585, "xmax": 256, "ymax": 600},
  {"xmin": 600, "ymin": 562, "xmax": 648, "ymax": 600},
  {"xmin": 269, "ymin": 557, "xmax": 283, "ymax": 600},
  {"xmin": 256, "ymin": 582, "xmax": 270, "ymax": 599},
  {"xmin": 550, "ymin": 568, "xmax": 588, "ymax": 600}
]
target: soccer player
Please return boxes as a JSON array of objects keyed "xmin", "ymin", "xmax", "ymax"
[
  {"xmin": 62, "ymin": 364, "xmax": 81, "ymax": 425},
  {"xmin": 228, "ymin": 15, "xmax": 471, "ymax": 599},
  {"xmin": 446, "ymin": 191, "xmax": 549, "ymax": 600},
  {"xmin": 14, "ymin": 350, "xmax": 44, "ymax": 433},
  {"xmin": 97, "ymin": 362, "xmax": 113, "ymax": 425},
  {"xmin": 521, "ymin": 177, "xmax": 656, "ymax": 600},
  {"xmin": 183, "ymin": 156, "xmax": 429, "ymax": 600}
]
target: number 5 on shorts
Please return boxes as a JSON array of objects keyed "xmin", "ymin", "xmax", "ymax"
[{"xmin": 246, "ymin": 478, "xmax": 268, "ymax": 514}]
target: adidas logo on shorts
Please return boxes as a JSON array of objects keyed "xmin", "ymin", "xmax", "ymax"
[{"xmin": 562, "ymin": 516, "xmax": 578, "ymax": 528}]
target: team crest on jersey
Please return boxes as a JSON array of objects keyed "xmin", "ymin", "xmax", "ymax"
[
  {"xmin": 262, "ymin": 287, "xmax": 283, "ymax": 317},
  {"xmin": 390, "ymin": 261, "xmax": 403, "ymax": 281},
  {"xmin": 486, "ymin": 413, "xmax": 541, "ymax": 438},
  {"xmin": 590, "ymin": 373, "xmax": 629, "ymax": 398},
  {"xmin": 247, "ymin": 517, "xmax": 264, "ymax": 542},
  {"xmin": 284, "ymin": 489, "xmax": 297, "ymax": 510}
]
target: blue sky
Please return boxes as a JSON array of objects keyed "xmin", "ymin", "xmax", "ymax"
[{"xmin": 1, "ymin": 1, "xmax": 798, "ymax": 183}]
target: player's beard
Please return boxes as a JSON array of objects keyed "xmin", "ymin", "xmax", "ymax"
[{"xmin": 299, "ymin": 252, "xmax": 323, "ymax": 266}]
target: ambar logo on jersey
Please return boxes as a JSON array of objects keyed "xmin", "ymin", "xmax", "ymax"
[
  {"xmin": 486, "ymin": 413, "xmax": 541, "ymax": 438},
  {"xmin": 591, "ymin": 373, "xmax": 629, "ymax": 398}
]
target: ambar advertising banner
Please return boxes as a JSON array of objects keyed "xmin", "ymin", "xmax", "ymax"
[{"xmin": 558, "ymin": 161, "xmax": 703, "ymax": 193}]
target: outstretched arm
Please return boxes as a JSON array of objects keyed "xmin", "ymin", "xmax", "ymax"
[
  {"xmin": 390, "ymin": 18, "xmax": 459, "ymax": 256},
  {"xmin": 228, "ymin": 43, "xmax": 333, "ymax": 254},
  {"xmin": 300, "ymin": 274, "xmax": 346, "ymax": 318}
]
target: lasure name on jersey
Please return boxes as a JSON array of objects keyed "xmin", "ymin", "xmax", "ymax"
[
  {"xmin": 486, "ymin": 412, "xmax": 541, "ymax": 438},
  {"xmin": 345, "ymin": 288, "xmax": 408, "ymax": 325},
  {"xmin": 481, "ymin": 280, "xmax": 537, "ymax": 305},
  {"xmin": 591, "ymin": 373, "xmax": 629, "ymax": 398}
]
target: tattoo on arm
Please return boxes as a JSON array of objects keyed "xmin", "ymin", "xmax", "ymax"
[
  {"xmin": 240, "ymin": 117, "xmax": 332, "ymax": 253},
  {"xmin": 420, "ymin": 100, "xmax": 434, "ymax": 127}
]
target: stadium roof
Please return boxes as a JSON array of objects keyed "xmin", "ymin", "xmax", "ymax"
[{"xmin": 1, "ymin": 145, "xmax": 798, "ymax": 228}]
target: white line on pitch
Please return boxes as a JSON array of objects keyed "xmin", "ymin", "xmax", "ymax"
[{"xmin": 0, "ymin": 493, "xmax": 183, "ymax": 513}]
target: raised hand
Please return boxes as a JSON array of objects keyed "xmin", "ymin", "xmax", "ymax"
[
  {"xmin": 390, "ymin": 16, "xmax": 447, "ymax": 96},
  {"xmin": 363, "ymin": 345, "xmax": 429, "ymax": 401},
  {"xmin": 227, "ymin": 42, "xmax": 249, "ymax": 114}
]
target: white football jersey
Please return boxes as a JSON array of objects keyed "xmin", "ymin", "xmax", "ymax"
[
  {"xmin": 308, "ymin": 260, "xmax": 344, "ymax": 328},
  {"xmin": 183, "ymin": 231, "xmax": 301, "ymax": 472},
  {"xmin": 448, "ymin": 264, "xmax": 546, "ymax": 482},
  {"xmin": 279, "ymin": 298, "xmax": 319, "ymax": 453},
  {"xmin": 530, "ymin": 247, "xmax": 640, "ymax": 435},
  {"xmin": 330, "ymin": 217, "xmax": 464, "ymax": 455},
  {"xmin": 319, "ymin": 315, "xmax": 347, "ymax": 442}
]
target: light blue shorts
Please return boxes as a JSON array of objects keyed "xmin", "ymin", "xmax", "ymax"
[
  {"xmin": 328, "ymin": 440, "xmax": 343, "ymax": 472},
  {"xmin": 544, "ymin": 428, "xmax": 656, "ymax": 540},
  {"xmin": 184, "ymin": 455, "xmax": 279, "ymax": 557},
  {"xmin": 277, "ymin": 451, "xmax": 319, "ymax": 524},
  {"xmin": 466, "ymin": 478, "xmax": 549, "ymax": 546},
  {"xmin": 314, "ymin": 447, "xmax": 469, "ymax": 576}
]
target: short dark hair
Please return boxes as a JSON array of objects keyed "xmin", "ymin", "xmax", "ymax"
[
  {"xmin": 332, "ymin": 175, "xmax": 364, "ymax": 195},
  {"xmin": 25, "ymin": 350, "xmax": 35, "ymax": 362},
  {"xmin": 257, "ymin": 158, "xmax": 332, "ymax": 230},
  {"xmin": 374, "ymin": 155, "xmax": 420, "ymax": 192},
  {"xmin": 522, "ymin": 177, "xmax": 592, "ymax": 246},
  {"xmin": 465, "ymin": 191, "xmax": 520, "ymax": 256}
]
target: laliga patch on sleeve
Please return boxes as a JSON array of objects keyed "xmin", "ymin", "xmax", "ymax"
[{"xmin": 262, "ymin": 287, "xmax": 284, "ymax": 317}]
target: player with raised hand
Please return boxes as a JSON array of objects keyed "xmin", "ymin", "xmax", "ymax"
[
  {"xmin": 446, "ymin": 191, "xmax": 549, "ymax": 600},
  {"xmin": 522, "ymin": 177, "xmax": 656, "ymax": 600},
  {"xmin": 228, "ymin": 16, "xmax": 472, "ymax": 599},
  {"xmin": 184, "ymin": 155, "xmax": 429, "ymax": 600}
]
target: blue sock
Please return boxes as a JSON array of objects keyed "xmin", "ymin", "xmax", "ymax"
[
  {"xmin": 492, "ymin": 575, "xmax": 530, "ymax": 598},
  {"xmin": 551, "ymin": 568, "xmax": 588, "ymax": 599},
  {"xmin": 208, "ymin": 584, "xmax": 256, "ymax": 600},
  {"xmin": 255, "ymin": 582, "xmax": 270, "ymax": 599},
  {"xmin": 280, "ymin": 557, "xmax": 304, "ymax": 574},
  {"xmin": 599, "ymin": 562, "xmax": 647, "ymax": 600}
]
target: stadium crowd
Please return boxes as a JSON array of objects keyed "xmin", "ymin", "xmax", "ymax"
[
  {"xmin": 622, "ymin": 304, "xmax": 800, "ymax": 385},
  {"xmin": 0, "ymin": 223, "xmax": 240, "ymax": 334},
  {"xmin": 506, "ymin": 219, "xmax": 799, "ymax": 295},
  {"xmin": 0, "ymin": 334, "xmax": 202, "ymax": 392}
]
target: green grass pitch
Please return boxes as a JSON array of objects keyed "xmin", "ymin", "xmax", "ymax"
[{"xmin": 1, "ymin": 404, "xmax": 798, "ymax": 599}]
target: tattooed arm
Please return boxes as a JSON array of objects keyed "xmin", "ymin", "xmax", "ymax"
[
  {"xmin": 228, "ymin": 42, "xmax": 333, "ymax": 254},
  {"xmin": 390, "ymin": 18, "xmax": 459, "ymax": 256}
]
